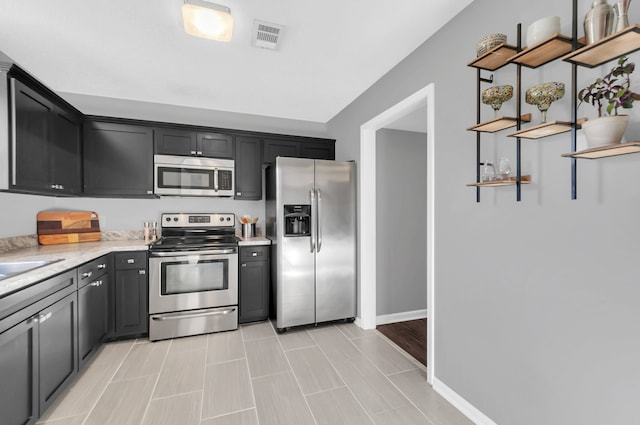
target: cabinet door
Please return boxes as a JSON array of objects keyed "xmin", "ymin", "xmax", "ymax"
[
  {"xmin": 154, "ymin": 128, "xmax": 197, "ymax": 156},
  {"xmin": 50, "ymin": 108, "xmax": 82, "ymax": 194},
  {"xmin": 239, "ymin": 247, "xmax": 270, "ymax": 323},
  {"xmin": 84, "ymin": 121, "xmax": 154, "ymax": 197},
  {"xmin": 300, "ymin": 141, "xmax": 335, "ymax": 160},
  {"xmin": 234, "ymin": 136, "xmax": 263, "ymax": 200},
  {"xmin": 11, "ymin": 78, "xmax": 53, "ymax": 192},
  {"xmin": 0, "ymin": 315, "xmax": 39, "ymax": 425},
  {"xmin": 114, "ymin": 269, "xmax": 148, "ymax": 337},
  {"xmin": 263, "ymin": 139, "xmax": 300, "ymax": 164},
  {"xmin": 78, "ymin": 274, "xmax": 109, "ymax": 367},
  {"xmin": 197, "ymin": 132, "xmax": 234, "ymax": 158},
  {"xmin": 38, "ymin": 292, "xmax": 78, "ymax": 415}
]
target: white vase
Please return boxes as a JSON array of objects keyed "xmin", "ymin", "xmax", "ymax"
[{"xmin": 581, "ymin": 115, "xmax": 630, "ymax": 147}]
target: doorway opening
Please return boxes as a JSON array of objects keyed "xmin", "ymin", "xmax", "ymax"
[{"xmin": 358, "ymin": 83, "xmax": 435, "ymax": 384}]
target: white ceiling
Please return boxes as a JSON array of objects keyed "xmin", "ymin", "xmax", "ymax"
[{"xmin": 0, "ymin": 0, "xmax": 472, "ymax": 123}]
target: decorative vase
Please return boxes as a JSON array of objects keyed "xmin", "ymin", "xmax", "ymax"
[
  {"xmin": 582, "ymin": 115, "xmax": 630, "ymax": 147},
  {"xmin": 584, "ymin": 0, "xmax": 615, "ymax": 44},
  {"xmin": 613, "ymin": 0, "xmax": 631, "ymax": 32},
  {"xmin": 481, "ymin": 85, "xmax": 513, "ymax": 117},
  {"xmin": 525, "ymin": 82, "xmax": 565, "ymax": 122}
]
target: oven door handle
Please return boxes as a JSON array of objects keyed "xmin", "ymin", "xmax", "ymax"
[
  {"xmin": 152, "ymin": 308, "xmax": 236, "ymax": 321},
  {"xmin": 150, "ymin": 248, "xmax": 237, "ymax": 257}
]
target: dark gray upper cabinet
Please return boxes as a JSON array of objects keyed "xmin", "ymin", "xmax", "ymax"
[
  {"xmin": 263, "ymin": 139, "xmax": 300, "ymax": 164},
  {"xmin": 10, "ymin": 75, "xmax": 82, "ymax": 196},
  {"xmin": 83, "ymin": 120, "xmax": 154, "ymax": 197},
  {"xmin": 155, "ymin": 127, "xmax": 233, "ymax": 158},
  {"xmin": 234, "ymin": 136, "xmax": 263, "ymax": 200},
  {"xmin": 263, "ymin": 138, "xmax": 335, "ymax": 164},
  {"xmin": 300, "ymin": 140, "xmax": 335, "ymax": 160}
]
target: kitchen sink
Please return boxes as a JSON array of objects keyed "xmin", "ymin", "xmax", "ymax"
[{"xmin": 0, "ymin": 259, "xmax": 63, "ymax": 281}]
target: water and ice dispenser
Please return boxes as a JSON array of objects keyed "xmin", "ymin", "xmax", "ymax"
[{"xmin": 284, "ymin": 205, "xmax": 311, "ymax": 236}]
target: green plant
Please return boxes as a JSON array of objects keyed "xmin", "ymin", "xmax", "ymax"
[{"xmin": 578, "ymin": 56, "xmax": 640, "ymax": 117}]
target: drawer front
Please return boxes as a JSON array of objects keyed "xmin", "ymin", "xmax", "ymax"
[
  {"xmin": 240, "ymin": 246, "xmax": 269, "ymax": 262},
  {"xmin": 114, "ymin": 252, "xmax": 147, "ymax": 270},
  {"xmin": 78, "ymin": 254, "xmax": 111, "ymax": 287}
]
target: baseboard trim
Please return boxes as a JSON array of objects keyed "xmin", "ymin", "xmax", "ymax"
[
  {"xmin": 375, "ymin": 309, "xmax": 427, "ymax": 325},
  {"xmin": 433, "ymin": 377, "xmax": 498, "ymax": 425}
]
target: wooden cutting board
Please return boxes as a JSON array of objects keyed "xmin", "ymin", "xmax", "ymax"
[{"xmin": 37, "ymin": 211, "xmax": 101, "ymax": 245}]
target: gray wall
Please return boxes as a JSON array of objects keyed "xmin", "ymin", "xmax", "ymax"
[
  {"xmin": 376, "ymin": 128, "xmax": 427, "ymax": 317},
  {"xmin": 328, "ymin": 0, "xmax": 640, "ymax": 423}
]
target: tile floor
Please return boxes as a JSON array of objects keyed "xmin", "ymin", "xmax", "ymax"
[{"xmin": 36, "ymin": 321, "xmax": 474, "ymax": 425}]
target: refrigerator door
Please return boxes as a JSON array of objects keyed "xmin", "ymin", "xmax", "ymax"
[
  {"xmin": 276, "ymin": 157, "xmax": 316, "ymax": 329},
  {"xmin": 314, "ymin": 160, "xmax": 357, "ymax": 323}
]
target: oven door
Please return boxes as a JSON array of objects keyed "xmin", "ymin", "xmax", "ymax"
[{"xmin": 149, "ymin": 250, "xmax": 238, "ymax": 314}]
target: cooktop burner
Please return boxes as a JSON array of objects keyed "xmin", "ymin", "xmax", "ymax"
[{"xmin": 150, "ymin": 213, "xmax": 238, "ymax": 252}]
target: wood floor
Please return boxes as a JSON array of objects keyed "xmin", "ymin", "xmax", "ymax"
[{"xmin": 377, "ymin": 319, "xmax": 427, "ymax": 367}]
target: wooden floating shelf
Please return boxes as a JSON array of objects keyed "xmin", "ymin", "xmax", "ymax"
[
  {"xmin": 467, "ymin": 114, "xmax": 532, "ymax": 133},
  {"xmin": 507, "ymin": 118, "xmax": 585, "ymax": 139},
  {"xmin": 466, "ymin": 175, "xmax": 531, "ymax": 187},
  {"xmin": 510, "ymin": 34, "xmax": 580, "ymax": 68},
  {"xmin": 467, "ymin": 44, "xmax": 519, "ymax": 71},
  {"xmin": 563, "ymin": 24, "xmax": 640, "ymax": 67},
  {"xmin": 561, "ymin": 141, "xmax": 640, "ymax": 159}
]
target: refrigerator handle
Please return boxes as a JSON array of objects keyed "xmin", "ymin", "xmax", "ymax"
[
  {"xmin": 316, "ymin": 189, "xmax": 322, "ymax": 252},
  {"xmin": 310, "ymin": 189, "xmax": 317, "ymax": 253}
]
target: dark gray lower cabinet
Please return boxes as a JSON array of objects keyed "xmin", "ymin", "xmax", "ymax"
[
  {"xmin": 0, "ymin": 312, "xmax": 38, "ymax": 425},
  {"xmin": 239, "ymin": 246, "xmax": 270, "ymax": 323},
  {"xmin": 78, "ymin": 274, "xmax": 109, "ymax": 367},
  {"xmin": 0, "ymin": 269, "xmax": 78, "ymax": 424},
  {"xmin": 38, "ymin": 292, "xmax": 78, "ymax": 415},
  {"xmin": 113, "ymin": 252, "xmax": 148, "ymax": 338}
]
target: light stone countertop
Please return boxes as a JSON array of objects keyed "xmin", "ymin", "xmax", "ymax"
[
  {"xmin": 0, "ymin": 240, "xmax": 149, "ymax": 298},
  {"xmin": 236, "ymin": 235, "xmax": 272, "ymax": 246}
]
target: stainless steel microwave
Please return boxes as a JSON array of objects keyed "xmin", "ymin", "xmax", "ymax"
[{"xmin": 154, "ymin": 155, "xmax": 234, "ymax": 197}]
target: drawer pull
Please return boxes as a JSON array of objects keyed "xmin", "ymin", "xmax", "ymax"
[
  {"xmin": 127, "ymin": 259, "xmax": 135, "ymax": 264},
  {"xmin": 82, "ymin": 271, "xmax": 93, "ymax": 278},
  {"xmin": 98, "ymin": 264, "xmax": 107, "ymax": 269}
]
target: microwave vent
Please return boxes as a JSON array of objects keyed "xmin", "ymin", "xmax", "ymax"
[{"xmin": 252, "ymin": 20, "xmax": 284, "ymax": 50}]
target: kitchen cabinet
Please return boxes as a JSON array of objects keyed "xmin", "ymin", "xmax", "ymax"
[
  {"xmin": 77, "ymin": 254, "xmax": 111, "ymax": 368},
  {"xmin": 83, "ymin": 119, "xmax": 155, "ymax": 197},
  {"xmin": 155, "ymin": 127, "xmax": 233, "ymax": 158},
  {"xmin": 0, "ymin": 309, "xmax": 38, "ymax": 425},
  {"xmin": 239, "ymin": 246, "xmax": 270, "ymax": 323},
  {"xmin": 234, "ymin": 135, "xmax": 263, "ymax": 200},
  {"xmin": 0, "ymin": 268, "xmax": 78, "ymax": 424},
  {"xmin": 113, "ymin": 251, "xmax": 148, "ymax": 338},
  {"xmin": 9, "ymin": 70, "xmax": 82, "ymax": 196},
  {"xmin": 263, "ymin": 138, "xmax": 335, "ymax": 164}
]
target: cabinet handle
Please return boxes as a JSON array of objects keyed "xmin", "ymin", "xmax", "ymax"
[
  {"xmin": 127, "ymin": 259, "xmax": 135, "ymax": 264},
  {"xmin": 98, "ymin": 264, "xmax": 107, "ymax": 269},
  {"xmin": 82, "ymin": 271, "xmax": 93, "ymax": 278},
  {"xmin": 242, "ymin": 263, "xmax": 247, "ymax": 267},
  {"xmin": 91, "ymin": 280, "xmax": 102, "ymax": 287},
  {"xmin": 27, "ymin": 315, "xmax": 39, "ymax": 325},
  {"xmin": 138, "ymin": 270, "xmax": 146, "ymax": 275},
  {"xmin": 38, "ymin": 312, "xmax": 52, "ymax": 323},
  {"xmin": 251, "ymin": 252, "xmax": 258, "ymax": 256},
  {"xmin": 197, "ymin": 151, "xmax": 203, "ymax": 155},
  {"xmin": 190, "ymin": 150, "xmax": 197, "ymax": 155}
]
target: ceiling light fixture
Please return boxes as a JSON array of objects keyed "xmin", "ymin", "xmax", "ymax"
[{"xmin": 182, "ymin": 0, "xmax": 233, "ymax": 42}]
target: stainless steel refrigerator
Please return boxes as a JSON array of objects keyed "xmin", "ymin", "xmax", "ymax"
[{"xmin": 266, "ymin": 157, "xmax": 356, "ymax": 332}]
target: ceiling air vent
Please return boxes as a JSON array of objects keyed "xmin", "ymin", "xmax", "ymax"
[{"xmin": 252, "ymin": 20, "xmax": 284, "ymax": 50}]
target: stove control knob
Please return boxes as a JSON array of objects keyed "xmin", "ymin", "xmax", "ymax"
[
  {"xmin": 165, "ymin": 217, "xmax": 171, "ymax": 222},
  {"xmin": 227, "ymin": 217, "xmax": 231, "ymax": 221},
  {"xmin": 173, "ymin": 217, "xmax": 178, "ymax": 222},
  {"xmin": 219, "ymin": 217, "xmax": 224, "ymax": 222}
]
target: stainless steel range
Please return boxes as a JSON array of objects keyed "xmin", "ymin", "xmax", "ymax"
[{"xmin": 148, "ymin": 213, "xmax": 238, "ymax": 341}]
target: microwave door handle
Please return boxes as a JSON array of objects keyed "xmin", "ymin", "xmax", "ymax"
[
  {"xmin": 316, "ymin": 189, "xmax": 322, "ymax": 252},
  {"xmin": 310, "ymin": 189, "xmax": 316, "ymax": 253},
  {"xmin": 213, "ymin": 168, "xmax": 219, "ymax": 192}
]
